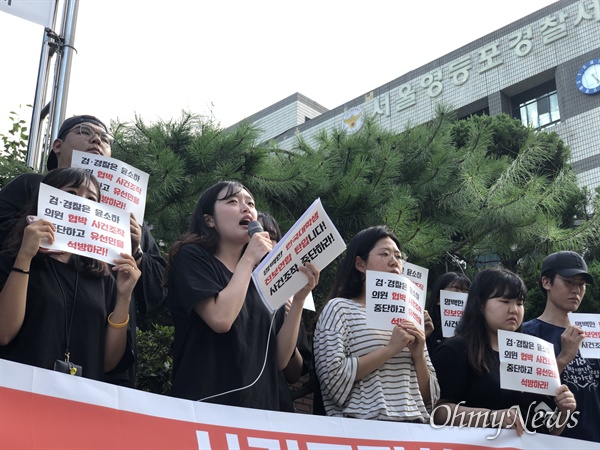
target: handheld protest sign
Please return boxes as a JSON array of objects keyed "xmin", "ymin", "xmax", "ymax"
[
  {"xmin": 498, "ymin": 330, "xmax": 560, "ymax": 396},
  {"xmin": 401, "ymin": 261, "xmax": 428, "ymax": 305},
  {"xmin": 365, "ymin": 270, "xmax": 424, "ymax": 331},
  {"xmin": 440, "ymin": 290, "xmax": 468, "ymax": 338},
  {"xmin": 71, "ymin": 150, "xmax": 149, "ymax": 224},
  {"xmin": 568, "ymin": 312, "xmax": 600, "ymax": 359},
  {"xmin": 37, "ymin": 183, "xmax": 131, "ymax": 264},
  {"xmin": 252, "ymin": 199, "xmax": 345, "ymax": 313}
]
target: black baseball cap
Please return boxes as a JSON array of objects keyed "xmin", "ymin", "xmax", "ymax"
[
  {"xmin": 542, "ymin": 251, "xmax": 594, "ymax": 285},
  {"xmin": 47, "ymin": 115, "xmax": 109, "ymax": 170}
]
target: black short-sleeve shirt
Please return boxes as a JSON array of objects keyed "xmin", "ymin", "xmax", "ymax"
[
  {"xmin": 168, "ymin": 244, "xmax": 284, "ymax": 410},
  {"xmin": 0, "ymin": 252, "xmax": 127, "ymax": 381}
]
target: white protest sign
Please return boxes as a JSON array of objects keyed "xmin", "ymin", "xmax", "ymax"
[
  {"xmin": 303, "ymin": 292, "xmax": 315, "ymax": 311},
  {"xmin": 440, "ymin": 290, "xmax": 468, "ymax": 338},
  {"xmin": 568, "ymin": 313, "xmax": 600, "ymax": 359},
  {"xmin": 252, "ymin": 198, "xmax": 346, "ymax": 313},
  {"xmin": 402, "ymin": 261, "xmax": 429, "ymax": 303},
  {"xmin": 498, "ymin": 330, "xmax": 561, "ymax": 396},
  {"xmin": 281, "ymin": 293, "xmax": 315, "ymax": 312},
  {"xmin": 0, "ymin": 0, "xmax": 55, "ymax": 27},
  {"xmin": 71, "ymin": 150, "xmax": 149, "ymax": 224},
  {"xmin": 37, "ymin": 183, "xmax": 131, "ymax": 264},
  {"xmin": 365, "ymin": 270, "xmax": 424, "ymax": 331}
]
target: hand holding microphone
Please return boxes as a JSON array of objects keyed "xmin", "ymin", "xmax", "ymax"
[
  {"xmin": 247, "ymin": 220, "xmax": 272, "ymax": 266},
  {"xmin": 247, "ymin": 220, "xmax": 265, "ymax": 238}
]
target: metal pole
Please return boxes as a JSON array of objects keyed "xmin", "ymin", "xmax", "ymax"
[
  {"xmin": 25, "ymin": 2, "xmax": 59, "ymax": 171},
  {"xmin": 49, "ymin": 0, "xmax": 79, "ymax": 143}
]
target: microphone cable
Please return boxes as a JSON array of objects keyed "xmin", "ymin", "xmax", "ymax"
[{"xmin": 197, "ymin": 310, "xmax": 277, "ymax": 403}]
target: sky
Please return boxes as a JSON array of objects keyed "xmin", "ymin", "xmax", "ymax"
[{"xmin": 0, "ymin": 0, "xmax": 559, "ymax": 136}]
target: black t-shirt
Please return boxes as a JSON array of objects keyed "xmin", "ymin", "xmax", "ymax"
[
  {"xmin": 0, "ymin": 172, "xmax": 167, "ymax": 388},
  {"xmin": 0, "ymin": 252, "xmax": 130, "ymax": 381},
  {"xmin": 433, "ymin": 335, "xmax": 555, "ymax": 433},
  {"xmin": 426, "ymin": 326, "xmax": 445, "ymax": 356},
  {"xmin": 168, "ymin": 244, "xmax": 285, "ymax": 410},
  {"xmin": 523, "ymin": 318, "xmax": 600, "ymax": 443}
]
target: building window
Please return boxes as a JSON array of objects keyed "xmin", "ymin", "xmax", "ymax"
[
  {"xmin": 511, "ymin": 80, "xmax": 560, "ymax": 131},
  {"xmin": 518, "ymin": 91, "xmax": 560, "ymax": 130}
]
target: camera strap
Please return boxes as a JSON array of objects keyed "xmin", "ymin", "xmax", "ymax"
[{"xmin": 49, "ymin": 258, "xmax": 79, "ymax": 364}]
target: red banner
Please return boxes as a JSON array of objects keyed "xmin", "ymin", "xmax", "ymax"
[{"xmin": 0, "ymin": 359, "xmax": 595, "ymax": 450}]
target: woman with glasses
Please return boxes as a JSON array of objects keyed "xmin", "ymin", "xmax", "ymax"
[
  {"xmin": 425, "ymin": 272, "xmax": 471, "ymax": 355},
  {"xmin": 313, "ymin": 225, "xmax": 439, "ymax": 421}
]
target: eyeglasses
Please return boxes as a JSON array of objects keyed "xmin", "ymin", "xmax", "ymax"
[
  {"xmin": 556, "ymin": 275, "xmax": 589, "ymax": 290},
  {"xmin": 67, "ymin": 124, "xmax": 114, "ymax": 146},
  {"xmin": 374, "ymin": 250, "xmax": 407, "ymax": 264}
]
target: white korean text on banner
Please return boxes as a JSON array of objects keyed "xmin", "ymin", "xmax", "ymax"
[
  {"xmin": 37, "ymin": 183, "xmax": 131, "ymax": 264},
  {"xmin": 252, "ymin": 198, "xmax": 346, "ymax": 313},
  {"xmin": 365, "ymin": 270, "xmax": 424, "ymax": 330},
  {"xmin": 568, "ymin": 312, "xmax": 600, "ymax": 359},
  {"xmin": 440, "ymin": 289, "xmax": 468, "ymax": 338},
  {"xmin": 498, "ymin": 330, "xmax": 561, "ymax": 396},
  {"xmin": 71, "ymin": 150, "xmax": 149, "ymax": 224},
  {"xmin": 0, "ymin": 0, "xmax": 55, "ymax": 27},
  {"xmin": 2, "ymin": 359, "xmax": 596, "ymax": 449}
]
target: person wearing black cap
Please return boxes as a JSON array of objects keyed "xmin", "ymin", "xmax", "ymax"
[
  {"xmin": 46, "ymin": 114, "xmax": 113, "ymax": 171},
  {"xmin": 0, "ymin": 115, "xmax": 113, "ymax": 242},
  {"xmin": 0, "ymin": 115, "xmax": 167, "ymax": 388},
  {"xmin": 522, "ymin": 251, "xmax": 599, "ymax": 443}
]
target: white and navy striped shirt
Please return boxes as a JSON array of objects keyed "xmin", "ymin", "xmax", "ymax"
[{"xmin": 314, "ymin": 297, "xmax": 439, "ymax": 421}]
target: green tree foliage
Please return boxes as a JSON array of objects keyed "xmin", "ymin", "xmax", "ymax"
[
  {"xmin": 135, "ymin": 325, "xmax": 173, "ymax": 395},
  {"xmin": 111, "ymin": 107, "xmax": 600, "ymax": 308},
  {"xmin": 1, "ymin": 107, "xmax": 33, "ymax": 187},
  {"xmin": 106, "ymin": 108, "xmax": 600, "ymax": 394},
  {"xmin": 111, "ymin": 112, "xmax": 307, "ymax": 247}
]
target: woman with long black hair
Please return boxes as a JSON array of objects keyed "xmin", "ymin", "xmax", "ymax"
[
  {"xmin": 167, "ymin": 181, "xmax": 319, "ymax": 410},
  {"xmin": 432, "ymin": 268, "xmax": 576, "ymax": 436},
  {"xmin": 313, "ymin": 225, "xmax": 439, "ymax": 422},
  {"xmin": 0, "ymin": 168, "xmax": 139, "ymax": 380}
]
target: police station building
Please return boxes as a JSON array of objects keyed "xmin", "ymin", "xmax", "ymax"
[{"xmin": 229, "ymin": 0, "xmax": 600, "ymax": 193}]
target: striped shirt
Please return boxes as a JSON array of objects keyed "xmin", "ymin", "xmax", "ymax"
[{"xmin": 314, "ymin": 297, "xmax": 439, "ymax": 421}]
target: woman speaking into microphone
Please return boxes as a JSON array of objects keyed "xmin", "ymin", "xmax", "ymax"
[{"xmin": 166, "ymin": 181, "xmax": 319, "ymax": 410}]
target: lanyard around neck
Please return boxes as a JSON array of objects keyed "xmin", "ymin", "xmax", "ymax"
[{"xmin": 49, "ymin": 258, "xmax": 79, "ymax": 362}]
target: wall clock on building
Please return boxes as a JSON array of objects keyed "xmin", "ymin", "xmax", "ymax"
[{"xmin": 576, "ymin": 59, "xmax": 600, "ymax": 95}]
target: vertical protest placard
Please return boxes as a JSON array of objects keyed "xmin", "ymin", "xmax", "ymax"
[
  {"xmin": 365, "ymin": 270, "xmax": 424, "ymax": 331},
  {"xmin": 498, "ymin": 330, "xmax": 561, "ymax": 396},
  {"xmin": 252, "ymin": 199, "xmax": 346, "ymax": 313},
  {"xmin": 402, "ymin": 261, "xmax": 429, "ymax": 305},
  {"xmin": 37, "ymin": 183, "xmax": 131, "ymax": 265},
  {"xmin": 440, "ymin": 290, "xmax": 468, "ymax": 338},
  {"xmin": 71, "ymin": 150, "xmax": 149, "ymax": 224},
  {"xmin": 568, "ymin": 313, "xmax": 600, "ymax": 359}
]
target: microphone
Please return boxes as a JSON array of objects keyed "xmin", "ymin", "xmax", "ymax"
[
  {"xmin": 248, "ymin": 220, "xmax": 269, "ymax": 264},
  {"xmin": 247, "ymin": 220, "xmax": 264, "ymax": 237}
]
